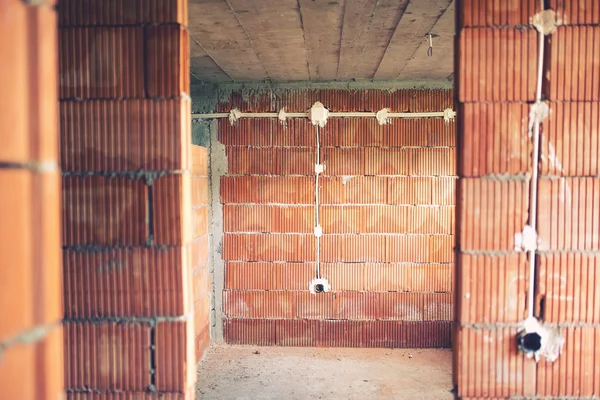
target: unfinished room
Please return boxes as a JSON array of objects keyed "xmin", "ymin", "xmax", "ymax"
[{"xmin": 1, "ymin": 0, "xmax": 599, "ymax": 399}]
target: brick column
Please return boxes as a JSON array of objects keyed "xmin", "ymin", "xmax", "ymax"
[
  {"xmin": 58, "ymin": 0, "xmax": 196, "ymax": 398},
  {"xmin": 455, "ymin": 0, "xmax": 600, "ymax": 398},
  {"xmin": 0, "ymin": 1, "xmax": 63, "ymax": 400}
]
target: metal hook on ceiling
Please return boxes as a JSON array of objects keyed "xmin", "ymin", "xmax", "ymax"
[
  {"xmin": 425, "ymin": 33, "xmax": 439, "ymax": 57},
  {"xmin": 428, "ymin": 33, "xmax": 433, "ymax": 57}
]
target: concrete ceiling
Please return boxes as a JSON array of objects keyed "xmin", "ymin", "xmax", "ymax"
[{"xmin": 188, "ymin": 0, "xmax": 455, "ymax": 83}]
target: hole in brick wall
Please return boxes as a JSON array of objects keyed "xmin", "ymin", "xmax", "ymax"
[
  {"xmin": 538, "ymin": 296, "xmax": 546, "ymax": 319},
  {"xmin": 519, "ymin": 332, "xmax": 543, "ymax": 352},
  {"xmin": 314, "ymin": 284, "xmax": 324, "ymax": 293}
]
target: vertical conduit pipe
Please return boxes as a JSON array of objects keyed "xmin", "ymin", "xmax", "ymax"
[
  {"xmin": 315, "ymin": 125, "xmax": 321, "ymax": 279},
  {"xmin": 526, "ymin": 0, "xmax": 546, "ymax": 319}
]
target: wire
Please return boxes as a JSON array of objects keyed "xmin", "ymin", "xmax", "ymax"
[
  {"xmin": 527, "ymin": 0, "xmax": 546, "ymax": 319},
  {"xmin": 315, "ymin": 125, "xmax": 321, "ymax": 279}
]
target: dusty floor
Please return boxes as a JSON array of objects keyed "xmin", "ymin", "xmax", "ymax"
[{"xmin": 196, "ymin": 345, "xmax": 454, "ymax": 400}]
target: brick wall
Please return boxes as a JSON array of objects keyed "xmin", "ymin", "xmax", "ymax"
[
  {"xmin": 191, "ymin": 145, "xmax": 210, "ymax": 360},
  {"xmin": 58, "ymin": 1, "xmax": 198, "ymax": 398},
  {"xmin": 455, "ymin": 0, "xmax": 600, "ymax": 398},
  {"xmin": 218, "ymin": 89, "xmax": 456, "ymax": 347},
  {"xmin": 0, "ymin": 1, "xmax": 63, "ymax": 399}
]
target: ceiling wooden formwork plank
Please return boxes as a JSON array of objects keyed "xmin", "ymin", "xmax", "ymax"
[
  {"xmin": 374, "ymin": 0, "xmax": 453, "ymax": 80},
  {"xmin": 226, "ymin": 0, "xmax": 310, "ymax": 81},
  {"xmin": 401, "ymin": 0, "xmax": 454, "ymax": 79},
  {"xmin": 337, "ymin": 0, "xmax": 410, "ymax": 80},
  {"xmin": 190, "ymin": 43, "xmax": 232, "ymax": 83},
  {"xmin": 188, "ymin": 0, "xmax": 269, "ymax": 80},
  {"xmin": 298, "ymin": 0, "xmax": 344, "ymax": 81}
]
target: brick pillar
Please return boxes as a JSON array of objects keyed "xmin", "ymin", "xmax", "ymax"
[
  {"xmin": 0, "ymin": 1, "xmax": 63, "ymax": 400},
  {"xmin": 455, "ymin": 0, "xmax": 600, "ymax": 398},
  {"xmin": 58, "ymin": 0, "xmax": 196, "ymax": 397}
]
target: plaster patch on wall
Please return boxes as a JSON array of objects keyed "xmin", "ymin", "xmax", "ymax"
[
  {"xmin": 342, "ymin": 176, "xmax": 355, "ymax": 185},
  {"xmin": 531, "ymin": 9, "xmax": 558, "ymax": 35},
  {"xmin": 547, "ymin": 142, "xmax": 564, "ymax": 173}
]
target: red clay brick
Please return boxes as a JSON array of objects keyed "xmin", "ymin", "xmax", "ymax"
[
  {"xmin": 220, "ymin": 175, "xmax": 314, "ymax": 204},
  {"xmin": 457, "ymin": 253, "xmax": 528, "ymax": 324},
  {"xmin": 458, "ymin": 28, "xmax": 537, "ymax": 102},
  {"xmin": 458, "ymin": 0, "xmax": 538, "ymax": 27},
  {"xmin": 223, "ymin": 291, "xmax": 300, "ymax": 319},
  {"xmin": 321, "ymin": 235, "xmax": 387, "ymax": 263},
  {"xmin": 458, "ymin": 178, "xmax": 529, "ymax": 251},
  {"xmin": 192, "ymin": 206, "xmax": 208, "ymax": 239},
  {"xmin": 67, "ymin": 393, "xmax": 193, "ymax": 400},
  {"xmin": 318, "ymin": 262, "xmax": 453, "ymax": 292},
  {"xmin": 226, "ymin": 147, "xmax": 315, "ymax": 175},
  {"xmin": 431, "ymin": 177, "xmax": 456, "ymax": 205},
  {"xmin": 191, "ymin": 145, "xmax": 208, "ymax": 176},
  {"xmin": 460, "ymin": 103, "xmax": 531, "ymax": 176},
  {"xmin": 320, "ymin": 205, "xmax": 454, "ymax": 234},
  {"xmin": 191, "ymin": 176, "xmax": 209, "ymax": 206},
  {"xmin": 423, "ymin": 293, "xmax": 453, "ymax": 321},
  {"xmin": 223, "ymin": 234, "xmax": 316, "ymax": 262},
  {"xmin": 155, "ymin": 320, "xmax": 195, "ymax": 392},
  {"xmin": 549, "ymin": 0, "xmax": 600, "ymax": 25},
  {"xmin": 321, "ymin": 148, "xmax": 365, "ymax": 176},
  {"xmin": 388, "ymin": 177, "xmax": 433, "ymax": 205},
  {"xmin": 0, "ymin": 170, "xmax": 62, "ymax": 342},
  {"xmin": 546, "ymin": 26, "xmax": 600, "ymax": 101},
  {"xmin": 190, "ymin": 234, "xmax": 210, "ymax": 273},
  {"xmin": 537, "ymin": 253, "xmax": 600, "ymax": 324},
  {"xmin": 219, "ymin": 119, "xmax": 315, "ymax": 147},
  {"xmin": 58, "ymin": 0, "xmax": 188, "ymax": 25},
  {"xmin": 0, "ymin": 326, "xmax": 63, "ymax": 400},
  {"xmin": 223, "ymin": 205, "xmax": 313, "ymax": 233},
  {"xmin": 194, "ymin": 299, "xmax": 210, "ymax": 362},
  {"xmin": 537, "ymin": 177, "xmax": 600, "ymax": 251},
  {"xmin": 386, "ymin": 235, "xmax": 453, "ymax": 263},
  {"xmin": 193, "ymin": 264, "xmax": 210, "ymax": 305},
  {"xmin": 59, "ymin": 27, "xmax": 144, "ymax": 99},
  {"xmin": 225, "ymin": 262, "xmax": 313, "ymax": 291},
  {"xmin": 146, "ymin": 25, "xmax": 189, "ymax": 97},
  {"xmin": 337, "ymin": 292, "xmax": 425, "ymax": 320},
  {"xmin": 62, "ymin": 176, "xmax": 148, "ymax": 246},
  {"xmin": 60, "ymin": 99, "xmax": 191, "ymax": 172},
  {"xmin": 63, "ymin": 247, "xmax": 192, "ymax": 318},
  {"xmin": 455, "ymin": 326, "xmax": 536, "ymax": 398},
  {"xmin": 0, "ymin": 1, "xmax": 57, "ymax": 165},
  {"xmin": 321, "ymin": 176, "xmax": 387, "ymax": 204},
  {"xmin": 408, "ymin": 148, "xmax": 456, "ymax": 176},
  {"xmin": 224, "ymin": 319, "xmax": 451, "ymax": 348},
  {"xmin": 536, "ymin": 327, "xmax": 600, "ymax": 397},
  {"xmin": 224, "ymin": 319, "xmax": 277, "ymax": 346},
  {"xmin": 152, "ymin": 173, "xmax": 192, "ymax": 246},
  {"xmin": 363, "ymin": 148, "xmax": 409, "ymax": 175},
  {"xmin": 541, "ymin": 101, "xmax": 600, "ymax": 177},
  {"xmin": 275, "ymin": 319, "xmax": 320, "ymax": 347},
  {"xmin": 64, "ymin": 322, "xmax": 151, "ymax": 391},
  {"xmin": 218, "ymin": 119, "xmax": 270, "ymax": 147},
  {"xmin": 318, "ymin": 320, "xmax": 365, "ymax": 347}
]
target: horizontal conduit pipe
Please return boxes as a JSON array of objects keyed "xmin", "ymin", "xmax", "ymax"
[{"xmin": 191, "ymin": 110, "xmax": 454, "ymax": 119}]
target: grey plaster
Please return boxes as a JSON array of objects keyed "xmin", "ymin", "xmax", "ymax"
[{"xmin": 208, "ymin": 119, "xmax": 226, "ymax": 342}]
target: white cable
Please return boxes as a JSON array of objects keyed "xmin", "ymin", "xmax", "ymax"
[
  {"xmin": 526, "ymin": 0, "xmax": 546, "ymax": 319},
  {"xmin": 191, "ymin": 110, "xmax": 456, "ymax": 120},
  {"xmin": 315, "ymin": 125, "xmax": 321, "ymax": 279}
]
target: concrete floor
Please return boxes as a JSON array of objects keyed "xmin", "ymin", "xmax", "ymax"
[{"xmin": 196, "ymin": 345, "xmax": 454, "ymax": 400}]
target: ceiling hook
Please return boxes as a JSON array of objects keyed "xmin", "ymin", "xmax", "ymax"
[{"xmin": 428, "ymin": 33, "xmax": 433, "ymax": 57}]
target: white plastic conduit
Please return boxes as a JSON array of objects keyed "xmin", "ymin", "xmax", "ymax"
[
  {"xmin": 516, "ymin": 1, "xmax": 564, "ymax": 362},
  {"xmin": 191, "ymin": 108, "xmax": 457, "ymax": 125}
]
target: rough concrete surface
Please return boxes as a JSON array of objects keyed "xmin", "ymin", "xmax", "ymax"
[{"xmin": 196, "ymin": 345, "xmax": 454, "ymax": 400}]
